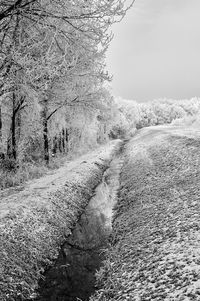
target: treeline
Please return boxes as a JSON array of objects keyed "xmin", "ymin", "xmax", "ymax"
[
  {"xmin": 0, "ymin": 0, "xmax": 132, "ymax": 167},
  {"xmin": 110, "ymin": 97, "xmax": 200, "ymax": 138}
]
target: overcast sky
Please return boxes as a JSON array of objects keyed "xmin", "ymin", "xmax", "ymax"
[{"xmin": 106, "ymin": 0, "xmax": 200, "ymax": 102}]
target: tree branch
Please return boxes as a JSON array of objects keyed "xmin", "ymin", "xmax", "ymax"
[
  {"xmin": 0, "ymin": 0, "xmax": 37, "ymax": 21},
  {"xmin": 46, "ymin": 96, "xmax": 79, "ymax": 121}
]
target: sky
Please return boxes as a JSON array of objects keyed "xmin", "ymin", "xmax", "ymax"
[{"xmin": 106, "ymin": 0, "xmax": 200, "ymax": 102}]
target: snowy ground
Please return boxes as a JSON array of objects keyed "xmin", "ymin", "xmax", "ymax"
[
  {"xmin": 0, "ymin": 140, "xmax": 120, "ymax": 301},
  {"xmin": 2, "ymin": 124, "xmax": 200, "ymax": 301},
  {"xmin": 91, "ymin": 125, "xmax": 200, "ymax": 301}
]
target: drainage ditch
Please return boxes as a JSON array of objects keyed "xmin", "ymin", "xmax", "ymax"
[{"xmin": 35, "ymin": 151, "xmax": 123, "ymax": 301}]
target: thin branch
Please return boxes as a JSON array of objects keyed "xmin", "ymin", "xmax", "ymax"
[{"xmin": 47, "ymin": 96, "xmax": 79, "ymax": 121}]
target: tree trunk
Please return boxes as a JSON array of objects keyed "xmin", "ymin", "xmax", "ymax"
[
  {"xmin": 43, "ymin": 118, "xmax": 49, "ymax": 164},
  {"xmin": 58, "ymin": 132, "xmax": 62, "ymax": 153},
  {"xmin": 0, "ymin": 106, "xmax": 2, "ymax": 144},
  {"xmin": 11, "ymin": 106, "xmax": 16, "ymax": 160},
  {"xmin": 66, "ymin": 128, "xmax": 69, "ymax": 142},
  {"xmin": 65, "ymin": 128, "xmax": 69, "ymax": 153},
  {"xmin": 52, "ymin": 136, "xmax": 58, "ymax": 154},
  {"xmin": 62, "ymin": 128, "xmax": 65, "ymax": 152},
  {"xmin": 16, "ymin": 109, "xmax": 21, "ymax": 143},
  {"xmin": 7, "ymin": 93, "xmax": 17, "ymax": 160},
  {"xmin": 41, "ymin": 100, "xmax": 49, "ymax": 164},
  {"xmin": 0, "ymin": 106, "xmax": 4, "ymax": 159}
]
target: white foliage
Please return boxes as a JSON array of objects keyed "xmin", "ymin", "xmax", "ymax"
[{"xmin": 111, "ymin": 97, "xmax": 200, "ymax": 137}]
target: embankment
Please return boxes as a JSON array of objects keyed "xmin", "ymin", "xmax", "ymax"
[
  {"xmin": 36, "ymin": 143, "xmax": 124, "ymax": 301},
  {"xmin": 0, "ymin": 140, "xmax": 121, "ymax": 301},
  {"xmin": 91, "ymin": 126, "xmax": 200, "ymax": 301}
]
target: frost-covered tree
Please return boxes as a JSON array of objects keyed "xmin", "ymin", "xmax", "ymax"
[
  {"xmin": 0, "ymin": 0, "xmax": 134, "ymax": 163},
  {"xmin": 111, "ymin": 97, "xmax": 200, "ymax": 137}
]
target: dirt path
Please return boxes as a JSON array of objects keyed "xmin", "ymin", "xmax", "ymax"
[
  {"xmin": 91, "ymin": 125, "xmax": 200, "ymax": 301},
  {"xmin": 0, "ymin": 141, "xmax": 120, "ymax": 219}
]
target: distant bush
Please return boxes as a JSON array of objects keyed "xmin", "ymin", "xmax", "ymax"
[
  {"xmin": 109, "ymin": 125, "xmax": 127, "ymax": 139},
  {"xmin": 171, "ymin": 114, "xmax": 200, "ymax": 128},
  {"xmin": 110, "ymin": 97, "xmax": 200, "ymax": 138}
]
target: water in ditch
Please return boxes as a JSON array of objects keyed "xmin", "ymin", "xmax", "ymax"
[{"xmin": 36, "ymin": 153, "xmax": 123, "ymax": 301}]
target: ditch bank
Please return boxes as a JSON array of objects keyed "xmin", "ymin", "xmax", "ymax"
[
  {"xmin": 91, "ymin": 126, "xmax": 200, "ymax": 301},
  {"xmin": 35, "ymin": 144, "xmax": 124, "ymax": 301},
  {"xmin": 0, "ymin": 140, "xmax": 122, "ymax": 301}
]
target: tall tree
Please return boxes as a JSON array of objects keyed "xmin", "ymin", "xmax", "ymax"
[{"xmin": 0, "ymin": 0, "xmax": 134, "ymax": 163}]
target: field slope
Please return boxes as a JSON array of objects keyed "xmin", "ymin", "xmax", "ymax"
[{"xmin": 91, "ymin": 125, "xmax": 200, "ymax": 301}]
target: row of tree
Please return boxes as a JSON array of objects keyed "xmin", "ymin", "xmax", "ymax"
[
  {"xmin": 110, "ymin": 97, "xmax": 200, "ymax": 138},
  {"xmin": 0, "ymin": 0, "xmax": 133, "ymax": 165}
]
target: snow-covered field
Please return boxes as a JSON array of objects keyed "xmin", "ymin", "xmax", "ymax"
[
  {"xmin": 0, "ymin": 140, "xmax": 121, "ymax": 301},
  {"xmin": 2, "ymin": 124, "xmax": 200, "ymax": 301},
  {"xmin": 91, "ymin": 125, "xmax": 200, "ymax": 301}
]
